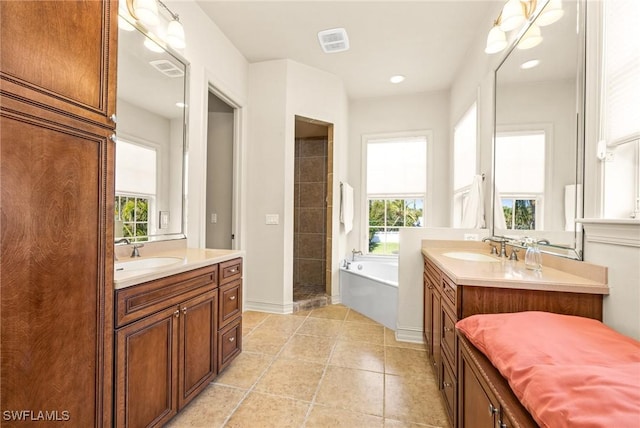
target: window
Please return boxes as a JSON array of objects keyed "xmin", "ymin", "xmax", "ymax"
[
  {"xmin": 601, "ymin": 0, "xmax": 640, "ymax": 219},
  {"xmin": 115, "ymin": 139, "xmax": 157, "ymax": 241},
  {"xmin": 365, "ymin": 134, "xmax": 427, "ymax": 255},
  {"xmin": 495, "ymin": 131, "xmax": 545, "ymax": 230},
  {"xmin": 452, "ymin": 103, "xmax": 478, "ymax": 227}
]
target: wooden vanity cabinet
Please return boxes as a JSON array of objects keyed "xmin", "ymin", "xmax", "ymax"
[
  {"xmin": 217, "ymin": 258, "xmax": 243, "ymax": 371},
  {"xmin": 115, "ymin": 266, "xmax": 219, "ymax": 428},
  {"xmin": 1, "ymin": 1, "xmax": 117, "ymax": 426}
]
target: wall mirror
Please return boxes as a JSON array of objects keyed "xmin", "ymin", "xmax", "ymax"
[
  {"xmin": 492, "ymin": 0, "xmax": 585, "ymax": 259},
  {"xmin": 115, "ymin": 15, "xmax": 188, "ymax": 243}
]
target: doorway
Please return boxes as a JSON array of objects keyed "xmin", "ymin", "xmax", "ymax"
[
  {"xmin": 293, "ymin": 116, "xmax": 333, "ymax": 311},
  {"xmin": 206, "ymin": 91, "xmax": 235, "ymax": 249}
]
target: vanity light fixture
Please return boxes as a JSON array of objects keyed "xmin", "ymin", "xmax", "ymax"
[
  {"xmin": 485, "ymin": 0, "xmax": 563, "ymax": 55},
  {"xmin": 125, "ymin": 0, "xmax": 186, "ymax": 50},
  {"xmin": 390, "ymin": 75, "xmax": 406, "ymax": 84}
]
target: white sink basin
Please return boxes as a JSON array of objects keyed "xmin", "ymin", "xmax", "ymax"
[
  {"xmin": 442, "ymin": 252, "xmax": 500, "ymax": 263},
  {"xmin": 115, "ymin": 257, "xmax": 184, "ymax": 272}
]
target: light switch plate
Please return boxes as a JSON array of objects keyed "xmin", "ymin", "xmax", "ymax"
[
  {"xmin": 159, "ymin": 211, "xmax": 170, "ymax": 229},
  {"xmin": 265, "ymin": 214, "xmax": 279, "ymax": 225}
]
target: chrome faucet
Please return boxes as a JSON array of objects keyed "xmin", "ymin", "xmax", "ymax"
[
  {"xmin": 482, "ymin": 237, "xmax": 508, "ymax": 258},
  {"xmin": 351, "ymin": 249, "xmax": 363, "ymax": 261},
  {"xmin": 115, "ymin": 238, "xmax": 130, "ymax": 245},
  {"xmin": 131, "ymin": 243, "xmax": 144, "ymax": 258}
]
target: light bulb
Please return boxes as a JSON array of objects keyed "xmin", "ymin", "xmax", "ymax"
[
  {"xmin": 485, "ymin": 25, "xmax": 508, "ymax": 54},
  {"xmin": 133, "ymin": 0, "xmax": 159, "ymax": 27},
  {"xmin": 536, "ymin": 0, "xmax": 564, "ymax": 26},
  {"xmin": 517, "ymin": 24, "xmax": 543, "ymax": 50},
  {"xmin": 500, "ymin": 0, "xmax": 526, "ymax": 32},
  {"xmin": 166, "ymin": 20, "xmax": 186, "ymax": 49}
]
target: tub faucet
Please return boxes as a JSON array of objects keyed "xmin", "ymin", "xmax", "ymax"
[
  {"xmin": 343, "ymin": 259, "xmax": 351, "ymax": 269},
  {"xmin": 351, "ymin": 249, "xmax": 363, "ymax": 261}
]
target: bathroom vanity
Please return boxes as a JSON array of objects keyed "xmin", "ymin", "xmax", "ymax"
[
  {"xmin": 113, "ymin": 248, "xmax": 243, "ymax": 428},
  {"xmin": 422, "ymin": 241, "xmax": 608, "ymax": 427}
]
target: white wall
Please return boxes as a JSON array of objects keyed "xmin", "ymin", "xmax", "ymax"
[
  {"xmin": 244, "ymin": 59, "xmax": 349, "ymax": 313},
  {"xmin": 347, "ymin": 91, "xmax": 451, "ymax": 253}
]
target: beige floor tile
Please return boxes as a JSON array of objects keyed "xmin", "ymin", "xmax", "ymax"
[
  {"xmin": 293, "ymin": 309, "xmax": 312, "ymax": 317},
  {"xmin": 254, "ymin": 357, "xmax": 325, "ymax": 401},
  {"xmin": 315, "ymin": 366, "xmax": 384, "ymax": 416},
  {"xmin": 329, "ymin": 340, "xmax": 384, "ymax": 373},
  {"xmin": 385, "ymin": 347, "xmax": 432, "ymax": 378},
  {"xmin": 225, "ymin": 391, "xmax": 309, "ymax": 428},
  {"xmin": 242, "ymin": 330, "xmax": 290, "ymax": 355},
  {"xmin": 297, "ymin": 317, "xmax": 344, "ymax": 338},
  {"xmin": 280, "ymin": 334, "xmax": 336, "ymax": 363},
  {"xmin": 306, "ymin": 404, "xmax": 384, "ymax": 428},
  {"xmin": 385, "ymin": 374, "xmax": 449, "ymax": 426},
  {"xmin": 346, "ymin": 309, "xmax": 378, "ymax": 324},
  {"xmin": 242, "ymin": 311, "xmax": 270, "ymax": 330},
  {"xmin": 384, "ymin": 419, "xmax": 446, "ymax": 428},
  {"xmin": 165, "ymin": 384, "xmax": 245, "ymax": 428},
  {"xmin": 309, "ymin": 304, "xmax": 349, "ymax": 320},
  {"xmin": 257, "ymin": 314, "xmax": 305, "ymax": 336},
  {"xmin": 213, "ymin": 352, "xmax": 273, "ymax": 389},
  {"xmin": 385, "ymin": 328, "xmax": 428, "ymax": 350},
  {"xmin": 339, "ymin": 322, "xmax": 385, "ymax": 345}
]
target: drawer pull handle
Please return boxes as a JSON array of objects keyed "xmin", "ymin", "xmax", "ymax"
[
  {"xmin": 443, "ymin": 382, "xmax": 452, "ymax": 388},
  {"xmin": 174, "ymin": 310, "xmax": 180, "ymax": 318},
  {"xmin": 229, "ymin": 268, "xmax": 237, "ymax": 273},
  {"xmin": 229, "ymin": 295, "xmax": 236, "ymax": 301},
  {"xmin": 489, "ymin": 404, "xmax": 499, "ymax": 415},
  {"xmin": 444, "ymin": 326, "xmax": 454, "ymax": 332},
  {"xmin": 182, "ymin": 307, "xmax": 187, "ymax": 315},
  {"xmin": 228, "ymin": 337, "xmax": 235, "ymax": 343}
]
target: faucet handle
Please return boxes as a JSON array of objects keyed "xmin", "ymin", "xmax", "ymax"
[
  {"xmin": 509, "ymin": 247, "xmax": 519, "ymax": 261},
  {"xmin": 131, "ymin": 243, "xmax": 144, "ymax": 258}
]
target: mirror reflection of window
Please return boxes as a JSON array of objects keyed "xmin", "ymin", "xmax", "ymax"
[
  {"xmin": 453, "ymin": 103, "xmax": 478, "ymax": 227},
  {"xmin": 115, "ymin": 139, "xmax": 157, "ymax": 241},
  {"xmin": 495, "ymin": 131, "xmax": 545, "ymax": 230},
  {"xmin": 365, "ymin": 135, "xmax": 427, "ymax": 255}
]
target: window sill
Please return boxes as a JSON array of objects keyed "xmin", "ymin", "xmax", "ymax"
[{"xmin": 577, "ymin": 218, "xmax": 640, "ymax": 247}]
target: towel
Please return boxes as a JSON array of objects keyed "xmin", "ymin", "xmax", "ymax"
[
  {"xmin": 461, "ymin": 175, "xmax": 485, "ymax": 228},
  {"xmin": 493, "ymin": 185, "xmax": 507, "ymax": 230},
  {"xmin": 340, "ymin": 182, "xmax": 354, "ymax": 234}
]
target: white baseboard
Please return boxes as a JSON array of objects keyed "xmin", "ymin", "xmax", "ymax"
[
  {"xmin": 395, "ymin": 324, "xmax": 425, "ymax": 344},
  {"xmin": 244, "ymin": 300, "xmax": 293, "ymax": 314}
]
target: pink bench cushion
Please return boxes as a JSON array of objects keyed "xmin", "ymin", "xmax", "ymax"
[{"xmin": 456, "ymin": 311, "xmax": 640, "ymax": 428}]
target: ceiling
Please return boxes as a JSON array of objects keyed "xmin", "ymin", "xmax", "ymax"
[{"xmin": 196, "ymin": 1, "xmax": 499, "ymax": 99}]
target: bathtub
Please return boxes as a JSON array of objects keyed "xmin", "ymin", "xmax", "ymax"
[{"xmin": 339, "ymin": 259, "xmax": 398, "ymax": 330}]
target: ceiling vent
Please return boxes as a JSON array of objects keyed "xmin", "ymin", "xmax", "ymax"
[
  {"xmin": 317, "ymin": 28, "xmax": 350, "ymax": 54},
  {"xmin": 149, "ymin": 59, "xmax": 185, "ymax": 78}
]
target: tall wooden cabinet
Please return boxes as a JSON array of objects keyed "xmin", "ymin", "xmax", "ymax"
[{"xmin": 0, "ymin": 1, "xmax": 117, "ymax": 426}]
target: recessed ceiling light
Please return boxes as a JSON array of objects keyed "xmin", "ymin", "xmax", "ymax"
[
  {"xmin": 390, "ymin": 75, "xmax": 405, "ymax": 84},
  {"xmin": 521, "ymin": 59, "xmax": 540, "ymax": 69}
]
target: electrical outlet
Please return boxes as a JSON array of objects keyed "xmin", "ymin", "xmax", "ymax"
[
  {"xmin": 265, "ymin": 214, "xmax": 279, "ymax": 225},
  {"xmin": 605, "ymin": 151, "xmax": 615, "ymax": 162},
  {"xmin": 464, "ymin": 233, "xmax": 479, "ymax": 241},
  {"xmin": 210, "ymin": 213, "xmax": 217, "ymax": 224}
]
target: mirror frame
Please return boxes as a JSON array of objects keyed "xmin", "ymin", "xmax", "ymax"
[
  {"xmin": 116, "ymin": 13, "xmax": 190, "ymax": 243},
  {"xmin": 490, "ymin": 0, "xmax": 586, "ymax": 260}
]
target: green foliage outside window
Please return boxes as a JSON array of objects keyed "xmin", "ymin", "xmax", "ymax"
[
  {"xmin": 368, "ymin": 199, "xmax": 423, "ymax": 254},
  {"xmin": 115, "ymin": 195, "xmax": 150, "ymax": 242},
  {"xmin": 502, "ymin": 199, "xmax": 536, "ymax": 230}
]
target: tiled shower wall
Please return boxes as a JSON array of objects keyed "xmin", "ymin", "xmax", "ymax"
[{"xmin": 294, "ymin": 137, "xmax": 327, "ymax": 293}]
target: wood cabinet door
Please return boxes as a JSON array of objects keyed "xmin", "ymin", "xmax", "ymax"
[
  {"xmin": 0, "ymin": 0, "xmax": 118, "ymax": 128},
  {"xmin": 458, "ymin": 352, "xmax": 497, "ymax": 428},
  {"xmin": 431, "ymin": 288, "xmax": 442, "ymax": 383},
  {"xmin": 0, "ymin": 111, "xmax": 114, "ymax": 427},
  {"xmin": 116, "ymin": 306, "xmax": 179, "ymax": 428},
  {"xmin": 178, "ymin": 290, "xmax": 218, "ymax": 409}
]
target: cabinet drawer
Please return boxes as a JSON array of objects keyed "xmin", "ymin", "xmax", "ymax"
[
  {"xmin": 441, "ymin": 304, "xmax": 457, "ymax": 367},
  {"xmin": 441, "ymin": 275, "xmax": 457, "ymax": 308},
  {"xmin": 219, "ymin": 258, "xmax": 242, "ymax": 285},
  {"xmin": 218, "ymin": 316, "xmax": 242, "ymax": 372},
  {"xmin": 219, "ymin": 279, "xmax": 242, "ymax": 329},
  {"xmin": 441, "ymin": 356, "xmax": 457, "ymax": 425},
  {"xmin": 116, "ymin": 265, "xmax": 217, "ymax": 327}
]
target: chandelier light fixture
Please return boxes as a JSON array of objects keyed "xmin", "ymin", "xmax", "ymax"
[
  {"xmin": 484, "ymin": 0, "xmax": 564, "ymax": 54},
  {"xmin": 124, "ymin": 0, "xmax": 186, "ymax": 50}
]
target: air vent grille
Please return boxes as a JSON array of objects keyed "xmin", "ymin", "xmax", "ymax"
[
  {"xmin": 149, "ymin": 59, "xmax": 185, "ymax": 78},
  {"xmin": 317, "ymin": 28, "xmax": 350, "ymax": 54}
]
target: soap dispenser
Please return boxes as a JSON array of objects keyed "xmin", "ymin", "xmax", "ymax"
[{"xmin": 524, "ymin": 238, "xmax": 542, "ymax": 271}]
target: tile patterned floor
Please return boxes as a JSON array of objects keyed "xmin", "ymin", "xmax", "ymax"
[{"xmin": 166, "ymin": 305, "xmax": 450, "ymax": 428}]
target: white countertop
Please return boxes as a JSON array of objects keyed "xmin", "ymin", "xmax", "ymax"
[
  {"xmin": 114, "ymin": 248, "xmax": 243, "ymax": 290},
  {"xmin": 422, "ymin": 247, "xmax": 609, "ymax": 295}
]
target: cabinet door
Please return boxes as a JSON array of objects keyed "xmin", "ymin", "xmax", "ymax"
[
  {"xmin": 116, "ymin": 306, "xmax": 179, "ymax": 428},
  {"xmin": 179, "ymin": 290, "xmax": 218, "ymax": 409},
  {"xmin": 431, "ymin": 288, "xmax": 442, "ymax": 382},
  {"xmin": 423, "ymin": 272, "xmax": 432, "ymax": 351},
  {"xmin": 459, "ymin": 351, "xmax": 498, "ymax": 428},
  {"xmin": 0, "ymin": 112, "xmax": 114, "ymax": 427},
  {"xmin": 0, "ymin": 0, "xmax": 118, "ymax": 128}
]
